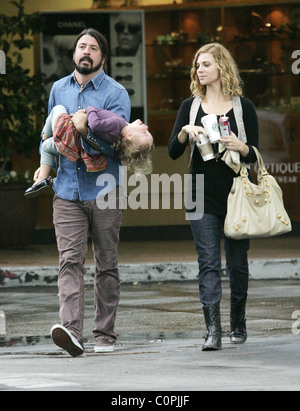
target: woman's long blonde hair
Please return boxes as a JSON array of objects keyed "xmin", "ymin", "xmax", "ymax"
[{"xmin": 190, "ymin": 43, "xmax": 243, "ymax": 98}]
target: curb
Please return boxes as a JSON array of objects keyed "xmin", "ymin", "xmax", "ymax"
[{"xmin": 1, "ymin": 258, "xmax": 299, "ymax": 287}]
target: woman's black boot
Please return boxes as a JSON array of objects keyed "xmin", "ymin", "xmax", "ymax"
[
  {"xmin": 230, "ymin": 297, "xmax": 247, "ymax": 344},
  {"xmin": 202, "ymin": 302, "xmax": 222, "ymax": 351}
]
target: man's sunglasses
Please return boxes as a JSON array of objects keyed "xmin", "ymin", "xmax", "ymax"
[{"xmin": 115, "ymin": 22, "xmax": 141, "ymax": 34}]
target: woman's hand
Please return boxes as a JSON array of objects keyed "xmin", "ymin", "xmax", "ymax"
[
  {"xmin": 178, "ymin": 125, "xmax": 207, "ymax": 144},
  {"xmin": 220, "ymin": 131, "xmax": 249, "ymax": 156}
]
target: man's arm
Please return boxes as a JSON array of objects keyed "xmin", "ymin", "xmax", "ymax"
[
  {"xmin": 72, "ymin": 110, "xmax": 115, "ymax": 158},
  {"xmin": 104, "ymin": 88, "xmax": 131, "ymax": 122},
  {"xmin": 86, "ymin": 88, "xmax": 131, "ymax": 156}
]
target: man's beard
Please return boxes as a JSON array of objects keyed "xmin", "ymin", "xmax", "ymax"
[{"xmin": 75, "ymin": 56, "xmax": 103, "ymax": 75}]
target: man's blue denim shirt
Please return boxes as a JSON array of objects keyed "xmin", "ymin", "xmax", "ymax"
[{"xmin": 44, "ymin": 69, "xmax": 131, "ymax": 201}]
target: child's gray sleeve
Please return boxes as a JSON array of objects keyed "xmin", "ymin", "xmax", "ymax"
[{"xmin": 40, "ymin": 137, "xmax": 59, "ymax": 167}]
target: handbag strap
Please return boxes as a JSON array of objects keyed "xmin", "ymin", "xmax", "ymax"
[
  {"xmin": 240, "ymin": 146, "xmax": 268, "ymax": 181},
  {"xmin": 253, "ymin": 146, "xmax": 269, "ymax": 179},
  {"xmin": 232, "ymin": 96, "xmax": 247, "ymax": 144},
  {"xmin": 232, "ymin": 96, "xmax": 251, "ymax": 170},
  {"xmin": 188, "ymin": 96, "xmax": 202, "ymax": 168}
]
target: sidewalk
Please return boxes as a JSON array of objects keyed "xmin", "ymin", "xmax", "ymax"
[
  {"xmin": 0, "ymin": 237, "xmax": 299, "ymax": 391},
  {"xmin": 0, "ymin": 280, "xmax": 300, "ymax": 391},
  {"xmin": 0, "ymin": 236, "xmax": 299, "ymax": 287}
]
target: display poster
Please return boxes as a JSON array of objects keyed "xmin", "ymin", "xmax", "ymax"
[{"xmin": 40, "ymin": 10, "xmax": 146, "ymax": 122}]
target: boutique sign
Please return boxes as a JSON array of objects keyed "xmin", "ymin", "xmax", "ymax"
[{"xmin": 258, "ymin": 162, "xmax": 300, "ymax": 184}]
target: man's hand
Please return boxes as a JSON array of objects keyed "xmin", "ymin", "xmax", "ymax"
[{"xmin": 72, "ymin": 110, "xmax": 88, "ymax": 137}]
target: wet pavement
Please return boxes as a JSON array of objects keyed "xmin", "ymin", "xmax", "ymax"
[{"xmin": 0, "ymin": 279, "xmax": 300, "ymax": 392}]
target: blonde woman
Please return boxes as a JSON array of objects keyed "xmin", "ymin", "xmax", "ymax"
[{"xmin": 169, "ymin": 43, "xmax": 259, "ymax": 351}]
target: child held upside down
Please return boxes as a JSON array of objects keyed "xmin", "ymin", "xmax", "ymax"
[{"xmin": 25, "ymin": 105, "xmax": 154, "ymax": 197}]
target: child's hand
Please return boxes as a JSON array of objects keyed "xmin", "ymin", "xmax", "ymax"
[{"xmin": 33, "ymin": 167, "xmax": 41, "ymax": 182}]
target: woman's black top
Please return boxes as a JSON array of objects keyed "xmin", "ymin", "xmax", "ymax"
[{"xmin": 168, "ymin": 97, "xmax": 259, "ymax": 217}]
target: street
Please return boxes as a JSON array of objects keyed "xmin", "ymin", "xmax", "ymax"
[{"xmin": 0, "ymin": 279, "xmax": 300, "ymax": 392}]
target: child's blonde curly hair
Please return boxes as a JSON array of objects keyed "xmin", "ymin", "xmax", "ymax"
[
  {"xmin": 114, "ymin": 134, "xmax": 154, "ymax": 175},
  {"xmin": 190, "ymin": 43, "xmax": 243, "ymax": 98}
]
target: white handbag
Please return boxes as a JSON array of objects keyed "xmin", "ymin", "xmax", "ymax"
[{"xmin": 224, "ymin": 147, "xmax": 292, "ymax": 239}]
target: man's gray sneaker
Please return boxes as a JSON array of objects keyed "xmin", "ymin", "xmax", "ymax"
[
  {"xmin": 94, "ymin": 337, "xmax": 115, "ymax": 353},
  {"xmin": 51, "ymin": 324, "xmax": 84, "ymax": 357}
]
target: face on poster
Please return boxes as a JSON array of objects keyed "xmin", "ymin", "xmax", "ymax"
[
  {"xmin": 110, "ymin": 12, "xmax": 144, "ymax": 109},
  {"xmin": 40, "ymin": 10, "xmax": 146, "ymax": 121}
]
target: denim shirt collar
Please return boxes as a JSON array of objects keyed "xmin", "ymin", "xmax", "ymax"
[{"xmin": 70, "ymin": 69, "xmax": 105, "ymax": 91}]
